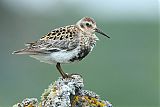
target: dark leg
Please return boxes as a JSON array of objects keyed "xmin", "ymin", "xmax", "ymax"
[{"xmin": 56, "ymin": 63, "xmax": 68, "ymax": 78}]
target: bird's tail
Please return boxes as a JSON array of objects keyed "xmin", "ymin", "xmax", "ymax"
[{"xmin": 12, "ymin": 48, "xmax": 38, "ymax": 55}]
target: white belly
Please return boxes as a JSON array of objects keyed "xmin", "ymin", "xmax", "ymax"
[{"xmin": 30, "ymin": 47, "xmax": 80, "ymax": 64}]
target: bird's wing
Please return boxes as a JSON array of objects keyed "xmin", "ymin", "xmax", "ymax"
[{"xmin": 13, "ymin": 25, "xmax": 80, "ymax": 55}]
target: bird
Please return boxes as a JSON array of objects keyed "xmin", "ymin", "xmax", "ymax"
[{"xmin": 13, "ymin": 17, "xmax": 110, "ymax": 78}]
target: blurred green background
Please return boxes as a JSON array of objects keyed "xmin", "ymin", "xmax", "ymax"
[{"xmin": 0, "ymin": 0, "xmax": 159, "ymax": 107}]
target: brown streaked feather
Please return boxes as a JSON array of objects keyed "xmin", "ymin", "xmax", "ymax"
[{"xmin": 13, "ymin": 25, "xmax": 80, "ymax": 55}]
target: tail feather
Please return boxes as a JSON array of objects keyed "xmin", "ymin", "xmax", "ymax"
[{"xmin": 12, "ymin": 48, "xmax": 38, "ymax": 55}]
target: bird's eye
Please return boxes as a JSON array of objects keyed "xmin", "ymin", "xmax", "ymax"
[{"xmin": 86, "ymin": 23, "xmax": 92, "ymax": 27}]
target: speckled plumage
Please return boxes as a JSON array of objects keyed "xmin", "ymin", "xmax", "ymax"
[{"xmin": 13, "ymin": 17, "xmax": 109, "ymax": 78}]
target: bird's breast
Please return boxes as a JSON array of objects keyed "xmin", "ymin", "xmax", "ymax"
[
  {"xmin": 68, "ymin": 35, "xmax": 97, "ymax": 62},
  {"xmin": 69, "ymin": 46, "xmax": 91, "ymax": 62}
]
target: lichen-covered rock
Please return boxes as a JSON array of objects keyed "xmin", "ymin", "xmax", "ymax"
[
  {"xmin": 13, "ymin": 98, "xmax": 38, "ymax": 107},
  {"xmin": 41, "ymin": 74, "xmax": 84, "ymax": 107},
  {"xmin": 40, "ymin": 74, "xmax": 112, "ymax": 107},
  {"xmin": 13, "ymin": 74, "xmax": 112, "ymax": 107}
]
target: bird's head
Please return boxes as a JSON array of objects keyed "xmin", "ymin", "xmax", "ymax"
[{"xmin": 76, "ymin": 17, "xmax": 110, "ymax": 38}]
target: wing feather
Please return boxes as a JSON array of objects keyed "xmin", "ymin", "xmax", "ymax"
[{"xmin": 13, "ymin": 25, "xmax": 80, "ymax": 55}]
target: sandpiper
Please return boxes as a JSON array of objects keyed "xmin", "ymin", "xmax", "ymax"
[{"xmin": 13, "ymin": 17, "xmax": 110, "ymax": 78}]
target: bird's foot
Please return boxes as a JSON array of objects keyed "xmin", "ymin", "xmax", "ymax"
[
  {"xmin": 62, "ymin": 73, "xmax": 82, "ymax": 79},
  {"xmin": 62, "ymin": 73, "xmax": 74, "ymax": 79}
]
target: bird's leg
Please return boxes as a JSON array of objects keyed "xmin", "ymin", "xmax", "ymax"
[{"xmin": 56, "ymin": 63, "xmax": 68, "ymax": 78}]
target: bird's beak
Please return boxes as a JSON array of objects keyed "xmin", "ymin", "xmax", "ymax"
[{"xmin": 95, "ymin": 28, "xmax": 110, "ymax": 38}]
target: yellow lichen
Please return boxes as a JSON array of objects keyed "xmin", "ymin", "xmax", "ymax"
[
  {"xmin": 25, "ymin": 104, "xmax": 34, "ymax": 107},
  {"xmin": 72, "ymin": 95, "xmax": 107, "ymax": 107}
]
